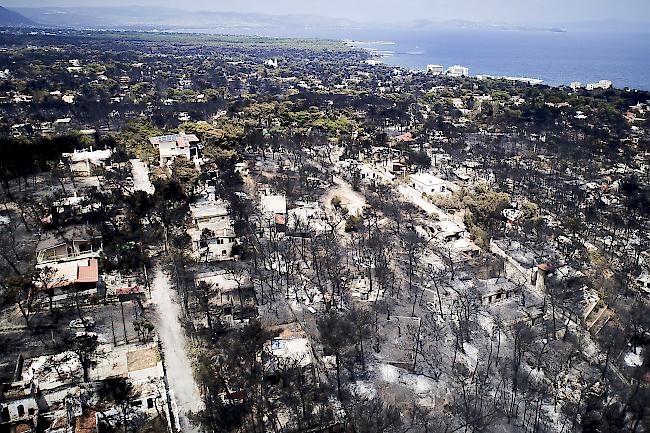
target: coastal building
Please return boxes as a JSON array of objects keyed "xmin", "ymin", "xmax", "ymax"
[
  {"xmin": 446, "ymin": 65, "xmax": 469, "ymax": 77},
  {"xmin": 426, "ymin": 64, "xmax": 444, "ymax": 75},
  {"xmin": 570, "ymin": 82, "xmax": 582, "ymax": 91},
  {"xmin": 586, "ymin": 80, "xmax": 612, "ymax": 91}
]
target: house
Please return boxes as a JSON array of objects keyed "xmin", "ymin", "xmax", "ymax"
[
  {"xmin": 263, "ymin": 323, "xmax": 316, "ymax": 380},
  {"xmin": 194, "ymin": 271, "xmax": 258, "ymax": 327},
  {"xmin": 426, "ymin": 64, "xmax": 444, "ymax": 75},
  {"xmin": 188, "ymin": 200, "xmax": 236, "ymax": 261},
  {"xmin": 61, "ymin": 148, "xmax": 112, "ymax": 177},
  {"xmin": 545, "ymin": 265, "xmax": 612, "ymax": 334},
  {"xmin": 396, "ymin": 132, "xmax": 415, "ymax": 143},
  {"xmin": 434, "ymin": 220, "xmax": 466, "ymax": 242},
  {"xmin": 36, "ymin": 225, "xmax": 103, "ymax": 264},
  {"xmin": 350, "ymin": 276, "xmax": 383, "ymax": 302},
  {"xmin": 48, "ymin": 194, "xmax": 100, "ymax": 225},
  {"xmin": 149, "ymin": 133, "xmax": 201, "ymax": 166},
  {"xmin": 476, "ymin": 278, "xmax": 520, "ymax": 305},
  {"xmin": 586, "ymin": 80, "xmax": 612, "ymax": 91},
  {"xmin": 446, "ymin": 65, "xmax": 469, "ymax": 77},
  {"xmin": 359, "ymin": 163, "xmax": 395, "ymax": 186},
  {"xmin": 2, "ymin": 342, "xmax": 172, "ymax": 433},
  {"xmin": 260, "ymin": 194, "xmax": 287, "ymax": 228},
  {"xmin": 636, "ymin": 273, "xmax": 650, "ymax": 295},
  {"xmin": 409, "ymin": 173, "xmax": 449, "ymax": 196},
  {"xmin": 0, "ymin": 381, "xmax": 39, "ymax": 432},
  {"xmin": 286, "ymin": 202, "xmax": 328, "ymax": 236},
  {"xmin": 489, "ymin": 238, "xmax": 550, "ymax": 294},
  {"xmin": 35, "ymin": 257, "xmax": 99, "ymax": 297}
]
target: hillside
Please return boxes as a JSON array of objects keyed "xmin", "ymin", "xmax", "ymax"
[{"xmin": 0, "ymin": 6, "xmax": 35, "ymax": 26}]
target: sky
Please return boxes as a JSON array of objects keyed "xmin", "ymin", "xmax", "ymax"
[{"xmin": 5, "ymin": 0, "xmax": 650, "ymax": 24}]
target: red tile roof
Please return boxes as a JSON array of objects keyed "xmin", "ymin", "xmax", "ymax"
[{"xmin": 77, "ymin": 258, "xmax": 99, "ymax": 283}]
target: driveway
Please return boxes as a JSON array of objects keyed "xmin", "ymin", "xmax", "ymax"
[{"xmin": 130, "ymin": 158, "xmax": 155, "ymax": 194}]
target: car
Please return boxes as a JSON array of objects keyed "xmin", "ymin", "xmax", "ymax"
[{"xmin": 69, "ymin": 317, "xmax": 96, "ymax": 329}]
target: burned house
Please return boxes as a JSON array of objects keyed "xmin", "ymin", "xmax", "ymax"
[
  {"xmin": 61, "ymin": 148, "xmax": 113, "ymax": 177},
  {"xmin": 188, "ymin": 200, "xmax": 237, "ymax": 262},
  {"xmin": 194, "ymin": 271, "xmax": 258, "ymax": 328}
]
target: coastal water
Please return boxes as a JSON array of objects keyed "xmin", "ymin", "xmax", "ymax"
[
  {"xmin": 341, "ymin": 29, "xmax": 650, "ymax": 90},
  {"xmin": 204, "ymin": 26, "xmax": 650, "ymax": 90}
]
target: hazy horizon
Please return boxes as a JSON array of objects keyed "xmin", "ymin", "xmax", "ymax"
[{"xmin": 5, "ymin": 0, "xmax": 650, "ymax": 26}]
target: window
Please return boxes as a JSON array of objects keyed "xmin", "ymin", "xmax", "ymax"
[
  {"xmin": 17, "ymin": 405, "xmax": 25, "ymax": 417},
  {"xmin": 222, "ymin": 250, "xmax": 227, "ymax": 256},
  {"xmin": 28, "ymin": 408, "xmax": 35, "ymax": 416},
  {"xmin": 1, "ymin": 407, "xmax": 9, "ymax": 422},
  {"xmin": 147, "ymin": 398, "xmax": 154, "ymax": 409}
]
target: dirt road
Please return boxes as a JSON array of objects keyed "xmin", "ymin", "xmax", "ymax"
[{"xmin": 151, "ymin": 267, "xmax": 203, "ymax": 433}]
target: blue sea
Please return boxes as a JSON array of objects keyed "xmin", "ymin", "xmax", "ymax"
[
  {"xmin": 340, "ymin": 29, "xmax": 650, "ymax": 90},
  {"xmin": 210, "ymin": 27, "xmax": 650, "ymax": 90}
]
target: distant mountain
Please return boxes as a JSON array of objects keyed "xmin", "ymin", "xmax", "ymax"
[
  {"xmin": 12, "ymin": 6, "xmax": 649, "ymax": 35},
  {"xmin": 15, "ymin": 6, "xmax": 357, "ymax": 31},
  {"xmin": 0, "ymin": 6, "xmax": 36, "ymax": 27}
]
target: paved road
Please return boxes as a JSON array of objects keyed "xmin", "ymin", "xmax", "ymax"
[
  {"xmin": 151, "ymin": 267, "xmax": 203, "ymax": 433},
  {"xmin": 130, "ymin": 158, "xmax": 155, "ymax": 194}
]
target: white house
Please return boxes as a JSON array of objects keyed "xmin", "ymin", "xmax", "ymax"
[
  {"xmin": 149, "ymin": 133, "xmax": 201, "ymax": 166},
  {"xmin": 261, "ymin": 194, "xmax": 287, "ymax": 227},
  {"xmin": 409, "ymin": 172, "xmax": 449, "ymax": 196},
  {"xmin": 0, "ymin": 382, "xmax": 39, "ymax": 430},
  {"xmin": 36, "ymin": 225, "xmax": 103, "ymax": 264}
]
